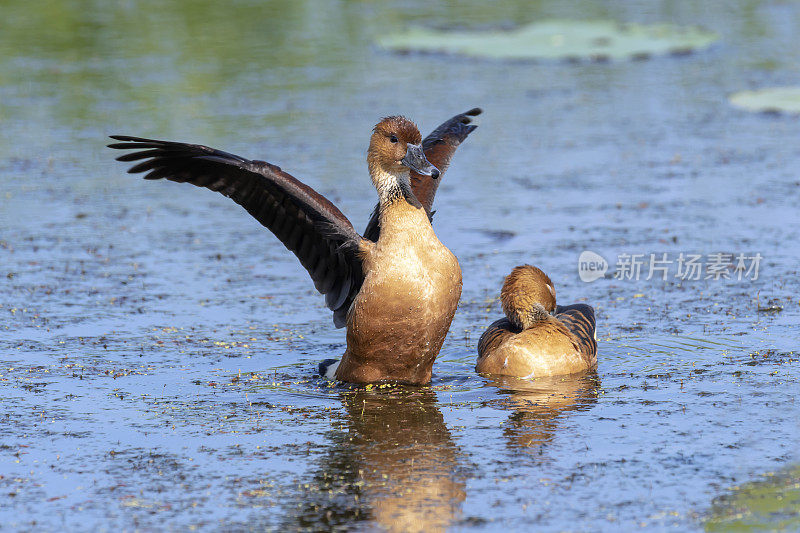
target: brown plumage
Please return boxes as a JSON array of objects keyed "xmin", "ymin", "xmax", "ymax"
[
  {"xmin": 476, "ymin": 265, "xmax": 597, "ymax": 378},
  {"xmin": 109, "ymin": 110, "xmax": 475, "ymax": 385},
  {"xmin": 501, "ymin": 265, "xmax": 556, "ymax": 329},
  {"xmin": 373, "ymin": 116, "xmax": 423, "ymax": 145}
]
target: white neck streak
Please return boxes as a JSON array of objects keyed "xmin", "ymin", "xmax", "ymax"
[{"xmin": 370, "ymin": 166, "xmax": 413, "ymax": 208}]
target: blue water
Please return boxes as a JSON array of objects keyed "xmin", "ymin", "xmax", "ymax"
[{"xmin": 1, "ymin": 0, "xmax": 799, "ymax": 530}]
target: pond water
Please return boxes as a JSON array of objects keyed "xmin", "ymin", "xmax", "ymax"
[{"xmin": 1, "ymin": 0, "xmax": 799, "ymax": 530}]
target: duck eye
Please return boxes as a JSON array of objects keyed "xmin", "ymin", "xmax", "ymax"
[{"xmin": 389, "ymin": 135, "xmax": 398, "ymax": 144}]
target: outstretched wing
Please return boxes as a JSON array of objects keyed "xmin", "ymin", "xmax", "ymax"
[
  {"xmin": 108, "ymin": 135, "xmax": 364, "ymax": 328},
  {"xmin": 555, "ymin": 304, "xmax": 597, "ymax": 363},
  {"xmin": 363, "ymin": 107, "xmax": 481, "ymax": 241}
]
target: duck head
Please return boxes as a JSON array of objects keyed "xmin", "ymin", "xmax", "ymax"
[
  {"xmin": 368, "ymin": 116, "xmax": 439, "ymax": 201},
  {"xmin": 501, "ymin": 265, "xmax": 557, "ymax": 330}
]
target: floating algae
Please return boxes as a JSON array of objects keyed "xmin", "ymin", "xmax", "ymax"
[
  {"xmin": 379, "ymin": 19, "xmax": 718, "ymax": 62},
  {"xmin": 730, "ymin": 87, "xmax": 800, "ymax": 114},
  {"xmin": 705, "ymin": 465, "xmax": 800, "ymax": 531}
]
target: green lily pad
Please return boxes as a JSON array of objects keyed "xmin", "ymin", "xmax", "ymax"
[
  {"xmin": 379, "ymin": 19, "xmax": 718, "ymax": 61},
  {"xmin": 729, "ymin": 87, "xmax": 800, "ymax": 114},
  {"xmin": 704, "ymin": 465, "xmax": 800, "ymax": 532}
]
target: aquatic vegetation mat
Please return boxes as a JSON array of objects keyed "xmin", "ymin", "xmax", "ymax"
[
  {"xmin": 729, "ymin": 87, "xmax": 800, "ymax": 114},
  {"xmin": 379, "ymin": 20, "xmax": 718, "ymax": 61},
  {"xmin": 704, "ymin": 465, "xmax": 800, "ymax": 531}
]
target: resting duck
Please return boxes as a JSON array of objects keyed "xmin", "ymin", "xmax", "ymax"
[
  {"xmin": 109, "ymin": 109, "xmax": 480, "ymax": 385},
  {"xmin": 476, "ymin": 265, "xmax": 597, "ymax": 378}
]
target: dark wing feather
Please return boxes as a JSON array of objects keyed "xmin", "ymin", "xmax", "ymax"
[
  {"xmin": 363, "ymin": 107, "xmax": 481, "ymax": 242},
  {"xmin": 477, "ymin": 318, "xmax": 516, "ymax": 359},
  {"xmin": 555, "ymin": 304, "xmax": 597, "ymax": 363},
  {"xmin": 108, "ymin": 135, "xmax": 363, "ymax": 328}
]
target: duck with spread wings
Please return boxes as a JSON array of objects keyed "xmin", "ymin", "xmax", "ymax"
[{"xmin": 108, "ymin": 109, "xmax": 480, "ymax": 385}]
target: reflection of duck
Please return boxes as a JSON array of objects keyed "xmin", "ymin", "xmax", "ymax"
[
  {"xmin": 283, "ymin": 388, "xmax": 466, "ymax": 532},
  {"xmin": 477, "ymin": 265, "xmax": 597, "ymax": 378},
  {"xmin": 484, "ymin": 373, "xmax": 600, "ymax": 450},
  {"xmin": 109, "ymin": 109, "xmax": 480, "ymax": 385}
]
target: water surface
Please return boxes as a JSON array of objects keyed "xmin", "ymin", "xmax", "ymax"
[{"xmin": 1, "ymin": 0, "xmax": 799, "ymax": 530}]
